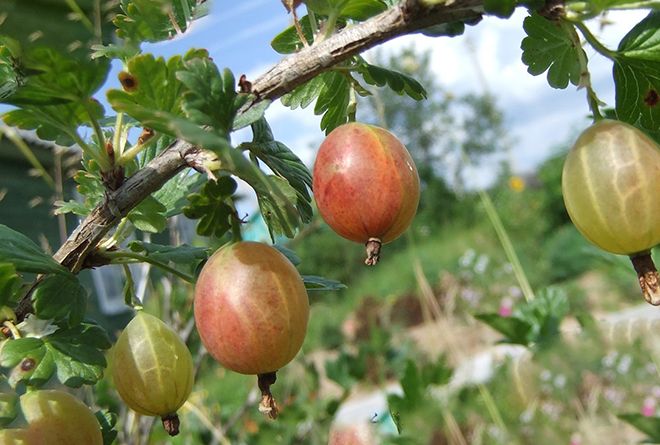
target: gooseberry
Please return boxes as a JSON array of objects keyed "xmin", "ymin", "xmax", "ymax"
[
  {"xmin": 194, "ymin": 241, "xmax": 309, "ymax": 418},
  {"xmin": 312, "ymin": 122, "xmax": 420, "ymax": 265},
  {"xmin": 562, "ymin": 119, "xmax": 660, "ymax": 304},
  {"xmin": 12, "ymin": 390, "xmax": 102, "ymax": 445},
  {"xmin": 111, "ymin": 311, "xmax": 194, "ymax": 435}
]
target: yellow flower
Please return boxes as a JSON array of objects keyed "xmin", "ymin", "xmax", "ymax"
[{"xmin": 509, "ymin": 176, "xmax": 525, "ymax": 192}]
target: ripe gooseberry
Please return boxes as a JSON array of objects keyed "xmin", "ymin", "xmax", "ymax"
[
  {"xmin": 194, "ymin": 241, "xmax": 309, "ymax": 418},
  {"xmin": 312, "ymin": 122, "xmax": 420, "ymax": 265},
  {"xmin": 110, "ymin": 311, "xmax": 194, "ymax": 435},
  {"xmin": 562, "ymin": 119, "xmax": 660, "ymax": 305},
  {"xmin": 9, "ymin": 390, "xmax": 103, "ymax": 445}
]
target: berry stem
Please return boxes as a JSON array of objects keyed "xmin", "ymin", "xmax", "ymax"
[
  {"xmin": 162, "ymin": 413, "xmax": 180, "ymax": 436},
  {"xmin": 257, "ymin": 372, "xmax": 279, "ymax": 419},
  {"xmin": 630, "ymin": 253, "xmax": 660, "ymax": 306},
  {"xmin": 365, "ymin": 238, "xmax": 382, "ymax": 266}
]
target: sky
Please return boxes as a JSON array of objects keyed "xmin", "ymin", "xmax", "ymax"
[{"xmin": 117, "ymin": 0, "xmax": 649, "ymax": 190}]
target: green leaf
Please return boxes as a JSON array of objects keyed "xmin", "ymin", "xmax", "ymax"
[
  {"xmin": 113, "ymin": 0, "xmax": 207, "ymax": 46},
  {"xmin": 356, "ymin": 61, "xmax": 428, "ymax": 100},
  {"xmin": 0, "ymin": 391, "xmax": 18, "ymax": 427},
  {"xmin": 0, "ymin": 322, "xmax": 111, "ymax": 388},
  {"xmin": 0, "ymin": 337, "xmax": 44, "ymax": 368},
  {"xmin": 107, "ymin": 49, "xmax": 208, "ymax": 134},
  {"xmin": 614, "ymin": 11, "xmax": 660, "ymax": 131},
  {"xmin": 32, "ymin": 275, "xmax": 87, "ymax": 327},
  {"xmin": 281, "ymin": 73, "xmax": 329, "ymax": 110},
  {"xmin": 249, "ymin": 118, "xmax": 313, "ymax": 224},
  {"xmin": 127, "ymin": 195, "xmax": 168, "ymax": 233},
  {"xmin": 177, "ymin": 60, "xmax": 237, "ymax": 134},
  {"xmin": 516, "ymin": 287, "xmax": 568, "ymax": 346},
  {"xmin": 325, "ymin": 351, "xmax": 357, "ymax": 389},
  {"xmin": 520, "ymin": 13, "xmax": 585, "ymax": 89},
  {"xmin": 339, "ymin": 0, "xmax": 387, "ymax": 20},
  {"xmin": 3, "ymin": 99, "xmax": 105, "ymax": 146},
  {"xmin": 55, "ymin": 169, "xmax": 105, "ymax": 217},
  {"xmin": 314, "ymin": 71, "xmax": 351, "ymax": 134},
  {"xmin": 421, "ymin": 22, "xmax": 466, "ymax": 37},
  {"xmin": 618, "ymin": 414, "xmax": 660, "ymax": 442},
  {"xmin": 233, "ymin": 99, "xmax": 272, "ymax": 131},
  {"xmin": 128, "ymin": 241, "xmax": 209, "ymax": 264},
  {"xmin": 617, "ymin": 11, "xmax": 660, "ymax": 61},
  {"xmin": 484, "ymin": 0, "xmax": 516, "ymax": 18},
  {"xmin": 1, "ymin": 46, "xmax": 109, "ymax": 106},
  {"xmin": 258, "ymin": 176, "xmax": 302, "ymax": 240},
  {"xmin": 0, "ymin": 263, "xmax": 22, "ymax": 307},
  {"xmin": 302, "ymin": 275, "xmax": 347, "ymax": 291},
  {"xmin": 46, "ymin": 322, "xmax": 111, "ymax": 387},
  {"xmin": 400, "ymin": 359, "xmax": 423, "ymax": 406},
  {"xmin": 305, "ymin": 0, "xmax": 349, "ymax": 16},
  {"xmin": 271, "ymin": 15, "xmax": 316, "ymax": 54},
  {"xmin": 153, "ymin": 169, "xmax": 205, "ymax": 217},
  {"xmin": 474, "ymin": 313, "xmax": 533, "ymax": 346},
  {"xmin": 95, "ymin": 410, "xmax": 119, "ymax": 445},
  {"xmin": 183, "ymin": 177, "xmax": 237, "ymax": 238},
  {"xmin": 0, "ymin": 337, "xmax": 54, "ymax": 388},
  {"xmin": 0, "ymin": 225, "xmax": 68, "ymax": 275},
  {"xmin": 273, "ymin": 245, "xmax": 301, "ymax": 266},
  {"xmin": 0, "ymin": 43, "xmax": 23, "ymax": 101},
  {"xmin": 421, "ymin": 355, "xmax": 453, "ymax": 387}
]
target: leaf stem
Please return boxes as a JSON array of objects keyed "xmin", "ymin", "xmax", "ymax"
[
  {"xmin": 104, "ymin": 250, "xmax": 195, "ymax": 283},
  {"xmin": 100, "ymin": 217, "xmax": 132, "ymax": 249},
  {"xmin": 119, "ymin": 133, "xmax": 160, "ymax": 166},
  {"xmin": 308, "ymin": 8, "xmax": 320, "ymax": 37},
  {"xmin": 478, "ymin": 190, "xmax": 535, "ymax": 302},
  {"xmin": 84, "ymin": 100, "xmax": 107, "ymax": 154},
  {"xmin": 317, "ymin": 10, "xmax": 339, "ymax": 43},
  {"xmin": 564, "ymin": 21, "xmax": 603, "ymax": 121},
  {"xmin": 570, "ymin": 20, "xmax": 618, "ymax": 62},
  {"xmin": 113, "ymin": 113, "xmax": 124, "ymax": 158}
]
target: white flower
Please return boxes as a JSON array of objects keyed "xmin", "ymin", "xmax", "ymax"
[{"xmin": 16, "ymin": 314, "xmax": 58, "ymax": 338}]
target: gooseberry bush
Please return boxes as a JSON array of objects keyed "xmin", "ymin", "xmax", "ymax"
[{"xmin": 0, "ymin": 0, "xmax": 658, "ymax": 443}]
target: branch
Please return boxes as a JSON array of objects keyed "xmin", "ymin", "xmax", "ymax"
[{"xmin": 36, "ymin": 0, "xmax": 482, "ymax": 307}]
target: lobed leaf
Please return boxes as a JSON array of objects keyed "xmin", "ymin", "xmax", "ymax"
[
  {"xmin": 314, "ymin": 71, "xmax": 351, "ymax": 133},
  {"xmin": 107, "ymin": 49, "xmax": 207, "ymax": 135},
  {"xmin": 113, "ymin": 0, "xmax": 207, "ymax": 46},
  {"xmin": 271, "ymin": 15, "xmax": 316, "ymax": 54},
  {"xmin": 183, "ymin": 177, "xmax": 237, "ymax": 238},
  {"xmin": 1, "ymin": 46, "xmax": 109, "ymax": 106},
  {"xmin": 520, "ymin": 13, "xmax": 585, "ymax": 89},
  {"xmin": 127, "ymin": 195, "xmax": 168, "ymax": 233},
  {"xmin": 614, "ymin": 11, "xmax": 660, "ymax": 131},
  {"xmin": 32, "ymin": 275, "xmax": 87, "ymax": 327},
  {"xmin": 249, "ymin": 118, "xmax": 313, "ymax": 224}
]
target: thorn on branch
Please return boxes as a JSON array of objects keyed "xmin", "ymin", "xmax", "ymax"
[{"xmin": 239, "ymin": 74, "xmax": 252, "ymax": 94}]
